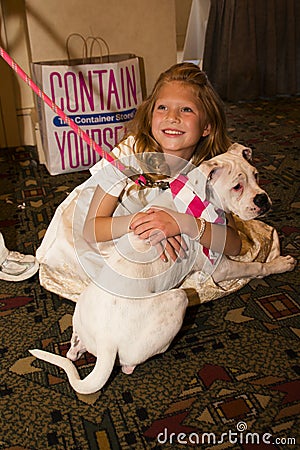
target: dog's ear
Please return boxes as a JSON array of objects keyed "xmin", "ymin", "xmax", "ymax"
[
  {"xmin": 242, "ymin": 147, "xmax": 252, "ymax": 161},
  {"xmin": 187, "ymin": 161, "xmax": 224, "ymax": 199},
  {"xmin": 227, "ymin": 143, "xmax": 252, "ymax": 161},
  {"xmin": 198, "ymin": 159, "xmax": 224, "ymax": 180}
]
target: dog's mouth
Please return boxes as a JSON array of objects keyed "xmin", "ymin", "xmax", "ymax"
[
  {"xmin": 256, "ymin": 205, "xmax": 271, "ymax": 218},
  {"xmin": 237, "ymin": 194, "xmax": 272, "ymax": 221}
]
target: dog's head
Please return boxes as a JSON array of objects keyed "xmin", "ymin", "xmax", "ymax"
[{"xmin": 187, "ymin": 143, "xmax": 272, "ymax": 220}]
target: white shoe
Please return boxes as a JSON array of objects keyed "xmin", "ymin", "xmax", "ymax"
[{"xmin": 0, "ymin": 251, "xmax": 39, "ymax": 282}]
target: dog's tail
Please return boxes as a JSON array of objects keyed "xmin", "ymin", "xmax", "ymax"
[{"xmin": 29, "ymin": 347, "xmax": 116, "ymax": 394}]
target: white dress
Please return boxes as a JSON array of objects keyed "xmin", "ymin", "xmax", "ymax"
[
  {"xmin": 37, "ymin": 136, "xmax": 279, "ymax": 304},
  {"xmin": 37, "ymin": 137, "xmax": 180, "ymax": 300}
]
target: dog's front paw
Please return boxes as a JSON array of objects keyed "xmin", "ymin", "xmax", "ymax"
[
  {"xmin": 282, "ymin": 255, "xmax": 297, "ymax": 271},
  {"xmin": 267, "ymin": 255, "xmax": 297, "ymax": 274}
]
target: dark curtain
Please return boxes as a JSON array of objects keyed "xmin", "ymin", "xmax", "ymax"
[{"xmin": 203, "ymin": 0, "xmax": 300, "ymax": 101}]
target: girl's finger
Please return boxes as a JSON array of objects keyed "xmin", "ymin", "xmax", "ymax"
[
  {"xmin": 173, "ymin": 234, "xmax": 188, "ymax": 251},
  {"xmin": 147, "ymin": 230, "xmax": 167, "ymax": 245},
  {"xmin": 155, "ymin": 242, "xmax": 168, "ymax": 263},
  {"xmin": 167, "ymin": 237, "xmax": 187, "ymax": 259},
  {"xmin": 163, "ymin": 240, "xmax": 179, "ymax": 262}
]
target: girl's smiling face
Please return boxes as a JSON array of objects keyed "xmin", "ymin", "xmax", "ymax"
[{"xmin": 151, "ymin": 81, "xmax": 211, "ymax": 161}]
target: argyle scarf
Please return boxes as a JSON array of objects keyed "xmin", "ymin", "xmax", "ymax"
[{"xmin": 169, "ymin": 174, "xmax": 225, "ymax": 264}]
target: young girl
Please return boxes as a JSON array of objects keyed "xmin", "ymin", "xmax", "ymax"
[{"xmin": 36, "ymin": 63, "xmax": 277, "ymax": 302}]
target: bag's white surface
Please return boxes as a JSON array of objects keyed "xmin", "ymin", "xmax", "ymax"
[{"xmin": 32, "ymin": 55, "xmax": 143, "ymax": 175}]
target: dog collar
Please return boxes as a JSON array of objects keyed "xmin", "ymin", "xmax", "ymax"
[{"xmin": 134, "ymin": 174, "xmax": 170, "ymax": 190}]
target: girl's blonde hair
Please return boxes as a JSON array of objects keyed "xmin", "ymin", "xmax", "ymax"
[{"xmin": 121, "ymin": 63, "xmax": 232, "ymax": 180}]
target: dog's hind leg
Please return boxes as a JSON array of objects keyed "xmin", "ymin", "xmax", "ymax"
[
  {"xmin": 122, "ymin": 365, "xmax": 136, "ymax": 375},
  {"xmin": 66, "ymin": 331, "xmax": 87, "ymax": 361}
]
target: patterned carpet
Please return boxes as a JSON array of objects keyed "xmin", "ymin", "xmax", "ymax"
[{"xmin": 0, "ymin": 96, "xmax": 299, "ymax": 449}]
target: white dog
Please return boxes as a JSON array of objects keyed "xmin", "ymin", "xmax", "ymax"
[{"xmin": 30, "ymin": 144, "xmax": 296, "ymax": 394}]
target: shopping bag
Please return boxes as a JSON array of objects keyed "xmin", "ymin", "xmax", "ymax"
[{"xmin": 32, "ymin": 35, "xmax": 144, "ymax": 175}]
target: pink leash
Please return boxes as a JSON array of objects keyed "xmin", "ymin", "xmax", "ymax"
[{"xmin": 0, "ymin": 46, "xmax": 146, "ymax": 184}]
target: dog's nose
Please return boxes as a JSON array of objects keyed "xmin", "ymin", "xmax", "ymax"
[{"xmin": 254, "ymin": 193, "xmax": 270, "ymax": 208}]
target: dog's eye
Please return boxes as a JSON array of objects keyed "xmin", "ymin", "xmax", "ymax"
[
  {"xmin": 233, "ymin": 183, "xmax": 242, "ymax": 191},
  {"xmin": 254, "ymin": 172, "xmax": 259, "ymax": 181}
]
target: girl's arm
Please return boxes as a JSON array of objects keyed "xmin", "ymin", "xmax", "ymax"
[
  {"xmin": 83, "ymin": 187, "xmax": 188, "ymax": 261},
  {"xmin": 83, "ymin": 186, "xmax": 135, "ymax": 242},
  {"xmin": 130, "ymin": 208, "xmax": 241, "ymax": 257},
  {"xmin": 84, "ymin": 188, "xmax": 241, "ymax": 259}
]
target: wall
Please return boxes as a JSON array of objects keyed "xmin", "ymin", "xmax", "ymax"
[
  {"xmin": 0, "ymin": 0, "xmax": 35, "ymax": 147},
  {"xmin": 175, "ymin": 0, "xmax": 192, "ymax": 50},
  {"xmin": 0, "ymin": 0, "xmax": 178, "ymax": 147}
]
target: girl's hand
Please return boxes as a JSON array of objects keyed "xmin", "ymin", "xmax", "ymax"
[
  {"xmin": 130, "ymin": 207, "xmax": 180, "ymax": 239},
  {"xmin": 129, "ymin": 208, "xmax": 188, "ymax": 261},
  {"xmin": 156, "ymin": 235, "xmax": 188, "ymax": 262}
]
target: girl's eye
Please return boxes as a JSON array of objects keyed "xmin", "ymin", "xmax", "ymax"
[
  {"xmin": 181, "ymin": 106, "xmax": 193, "ymax": 112},
  {"xmin": 157, "ymin": 105, "xmax": 167, "ymax": 111},
  {"xmin": 233, "ymin": 183, "xmax": 242, "ymax": 191}
]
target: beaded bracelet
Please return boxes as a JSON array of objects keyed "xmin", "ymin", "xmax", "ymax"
[{"xmin": 194, "ymin": 218, "xmax": 206, "ymax": 242}]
